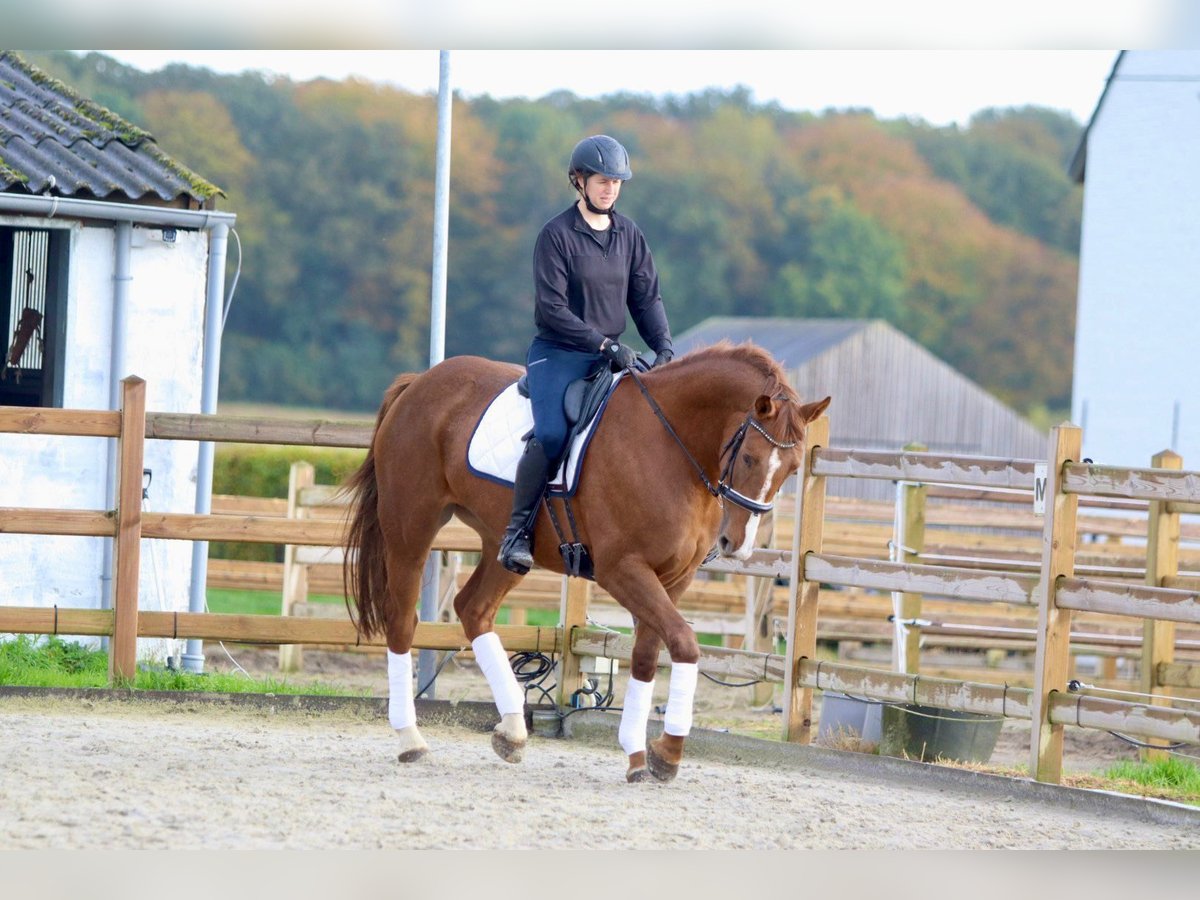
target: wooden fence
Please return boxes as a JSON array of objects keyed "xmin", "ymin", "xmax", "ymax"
[{"xmin": 4, "ymin": 378, "xmax": 1200, "ymax": 783}]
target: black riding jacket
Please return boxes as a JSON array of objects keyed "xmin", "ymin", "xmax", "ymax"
[{"xmin": 532, "ymin": 205, "xmax": 673, "ymax": 355}]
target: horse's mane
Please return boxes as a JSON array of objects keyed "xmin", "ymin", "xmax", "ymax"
[{"xmin": 675, "ymin": 340, "xmax": 806, "ymax": 444}]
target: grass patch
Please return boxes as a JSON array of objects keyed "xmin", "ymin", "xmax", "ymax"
[
  {"xmin": 1097, "ymin": 756, "xmax": 1200, "ymax": 806},
  {"xmin": 0, "ymin": 634, "xmax": 365, "ymax": 697},
  {"xmin": 205, "ymin": 587, "xmax": 346, "ymax": 616}
]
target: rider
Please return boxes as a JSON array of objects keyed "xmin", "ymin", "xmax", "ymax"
[{"xmin": 498, "ymin": 134, "xmax": 676, "ymax": 574}]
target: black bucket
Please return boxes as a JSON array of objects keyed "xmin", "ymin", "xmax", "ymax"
[{"xmin": 878, "ymin": 703, "xmax": 1002, "ymax": 763}]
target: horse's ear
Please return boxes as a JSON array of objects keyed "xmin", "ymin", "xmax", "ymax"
[
  {"xmin": 755, "ymin": 393, "xmax": 777, "ymax": 418},
  {"xmin": 798, "ymin": 396, "xmax": 831, "ymax": 424}
]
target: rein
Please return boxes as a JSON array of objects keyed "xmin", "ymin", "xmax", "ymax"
[{"xmin": 626, "ymin": 368, "xmax": 796, "ymax": 515}]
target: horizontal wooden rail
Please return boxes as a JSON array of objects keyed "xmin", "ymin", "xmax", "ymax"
[
  {"xmin": 800, "ymin": 657, "xmax": 1034, "ymax": 719},
  {"xmin": 804, "ymin": 553, "xmax": 1039, "ymax": 605},
  {"xmin": 812, "ymin": 448, "xmax": 1039, "ymax": 489},
  {"xmin": 0, "ymin": 508, "xmax": 115, "ymax": 537},
  {"xmin": 0, "ymin": 606, "xmax": 560, "ymax": 654},
  {"xmin": 1047, "ymin": 691, "xmax": 1200, "ymax": 745},
  {"xmin": 0, "ymin": 407, "xmax": 120, "ymax": 437},
  {"xmin": 144, "ymin": 413, "xmax": 372, "ymax": 448},
  {"xmin": 141, "ymin": 513, "xmax": 345, "ymax": 545},
  {"xmin": 0, "ymin": 406, "xmax": 372, "ymax": 448},
  {"xmin": 572, "ymin": 628, "xmax": 784, "ymax": 684},
  {"xmin": 1056, "ymin": 577, "xmax": 1200, "ymax": 625},
  {"xmin": 1063, "ymin": 462, "xmax": 1200, "ymax": 504}
]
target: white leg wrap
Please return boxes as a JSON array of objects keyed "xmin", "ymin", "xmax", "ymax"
[
  {"xmin": 387, "ymin": 649, "xmax": 417, "ymax": 731},
  {"xmin": 618, "ymin": 677, "xmax": 656, "ymax": 755},
  {"xmin": 663, "ymin": 662, "xmax": 699, "ymax": 737},
  {"xmin": 472, "ymin": 632, "xmax": 525, "ymax": 716}
]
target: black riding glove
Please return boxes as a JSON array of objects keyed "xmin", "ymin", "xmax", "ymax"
[
  {"xmin": 652, "ymin": 348, "xmax": 674, "ymax": 368},
  {"xmin": 600, "ymin": 339, "xmax": 639, "ymax": 371}
]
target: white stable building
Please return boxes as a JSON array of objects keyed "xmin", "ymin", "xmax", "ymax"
[
  {"xmin": 0, "ymin": 51, "xmax": 235, "ymax": 664},
  {"xmin": 1070, "ymin": 50, "xmax": 1200, "ymax": 468}
]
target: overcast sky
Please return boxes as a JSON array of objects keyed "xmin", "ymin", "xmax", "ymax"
[{"xmin": 98, "ymin": 50, "xmax": 1121, "ymax": 128}]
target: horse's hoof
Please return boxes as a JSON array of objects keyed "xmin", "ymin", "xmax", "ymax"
[
  {"xmin": 397, "ymin": 746, "xmax": 429, "ymax": 764},
  {"xmin": 491, "ymin": 730, "xmax": 526, "ymax": 764},
  {"xmin": 647, "ymin": 734, "xmax": 684, "ymax": 783},
  {"xmin": 646, "ymin": 746, "xmax": 679, "ymax": 782},
  {"xmin": 394, "ymin": 725, "xmax": 429, "ymax": 764},
  {"xmin": 625, "ymin": 750, "xmax": 651, "ymax": 783}
]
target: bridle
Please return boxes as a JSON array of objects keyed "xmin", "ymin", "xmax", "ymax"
[{"xmin": 627, "ymin": 368, "xmax": 797, "ymax": 514}]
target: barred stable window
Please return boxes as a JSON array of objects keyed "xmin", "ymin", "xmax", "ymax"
[{"xmin": 1, "ymin": 227, "xmax": 68, "ymax": 408}]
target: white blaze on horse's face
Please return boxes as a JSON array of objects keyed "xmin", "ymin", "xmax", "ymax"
[
  {"xmin": 718, "ymin": 438, "xmax": 796, "ymax": 560},
  {"xmin": 727, "ymin": 447, "xmax": 782, "ymax": 559}
]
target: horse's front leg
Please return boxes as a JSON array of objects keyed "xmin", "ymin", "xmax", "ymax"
[
  {"xmin": 602, "ymin": 564, "xmax": 700, "ymax": 784},
  {"xmin": 620, "ymin": 622, "xmax": 661, "ymax": 782}
]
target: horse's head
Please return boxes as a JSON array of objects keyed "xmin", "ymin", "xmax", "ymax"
[{"xmin": 715, "ymin": 390, "xmax": 830, "ymax": 560}]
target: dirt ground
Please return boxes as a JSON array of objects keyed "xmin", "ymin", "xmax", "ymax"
[
  {"xmin": 3, "ymin": 687, "xmax": 1198, "ymax": 850},
  {"xmin": 203, "ymin": 643, "xmax": 1147, "ymax": 776}
]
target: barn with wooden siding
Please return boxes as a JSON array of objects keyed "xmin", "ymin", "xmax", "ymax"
[{"xmin": 673, "ymin": 317, "xmax": 1048, "ymax": 499}]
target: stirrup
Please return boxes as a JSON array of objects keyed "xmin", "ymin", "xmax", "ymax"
[{"xmin": 498, "ymin": 529, "xmax": 533, "ymax": 575}]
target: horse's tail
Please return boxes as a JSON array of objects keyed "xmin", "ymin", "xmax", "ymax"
[{"xmin": 343, "ymin": 374, "xmax": 419, "ymax": 640}]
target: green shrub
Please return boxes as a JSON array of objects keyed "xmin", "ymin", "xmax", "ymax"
[{"xmin": 211, "ymin": 444, "xmax": 366, "ymax": 562}]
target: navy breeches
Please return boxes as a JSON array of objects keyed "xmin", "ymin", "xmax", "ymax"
[{"xmin": 525, "ymin": 337, "xmax": 603, "ymax": 462}]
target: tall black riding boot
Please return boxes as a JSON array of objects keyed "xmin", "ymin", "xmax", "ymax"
[{"xmin": 498, "ymin": 438, "xmax": 553, "ymax": 574}]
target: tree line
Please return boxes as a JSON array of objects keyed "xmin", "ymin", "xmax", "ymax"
[{"xmin": 32, "ymin": 52, "xmax": 1085, "ymax": 418}]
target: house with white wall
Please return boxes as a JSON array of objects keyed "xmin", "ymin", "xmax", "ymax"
[
  {"xmin": 0, "ymin": 51, "xmax": 236, "ymax": 665},
  {"xmin": 1070, "ymin": 50, "xmax": 1200, "ymax": 468}
]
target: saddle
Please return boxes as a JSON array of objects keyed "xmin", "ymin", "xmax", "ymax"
[{"xmin": 515, "ymin": 360, "xmax": 612, "ymax": 443}]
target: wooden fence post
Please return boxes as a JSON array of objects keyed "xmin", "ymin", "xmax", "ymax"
[
  {"xmin": 784, "ymin": 414, "xmax": 829, "ymax": 743},
  {"xmin": 1029, "ymin": 423, "xmax": 1082, "ymax": 783},
  {"xmin": 555, "ymin": 575, "xmax": 592, "ymax": 708},
  {"xmin": 1142, "ymin": 449, "xmax": 1181, "ymax": 761},
  {"xmin": 891, "ymin": 442, "xmax": 928, "ymax": 675},
  {"xmin": 110, "ymin": 376, "xmax": 146, "ymax": 683},
  {"xmin": 279, "ymin": 461, "xmax": 314, "ymax": 672}
]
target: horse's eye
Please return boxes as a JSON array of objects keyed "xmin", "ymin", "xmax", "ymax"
[{"xmin": 742, "ymin": 454, "xmax": 756, "ymax": 468}]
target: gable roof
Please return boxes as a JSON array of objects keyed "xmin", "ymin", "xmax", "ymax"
[
  {"xmin": 674, "ymin": 316, "xmax": 871, "ymax": 366},
  {"xmin": 0, "ymin": 50, "xmax": 220, "ymax": 206}
]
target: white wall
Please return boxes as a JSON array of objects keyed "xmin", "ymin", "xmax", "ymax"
[
  {"xmin": 1072, "ymin": 50, "xmax": 1200, "ymax": 468},
  {"xmin": 0, "ymin": 219, "xmax": 209, "ymax": 662}
]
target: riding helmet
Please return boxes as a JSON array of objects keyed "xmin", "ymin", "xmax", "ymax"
[{"xmin": 569, "ymin": 135, "xmax": 633, "ymax": 181}]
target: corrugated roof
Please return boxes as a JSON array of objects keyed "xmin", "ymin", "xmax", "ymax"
[
  {"xmin": 674, "ymin": 316, "xmax": 871, "ymax": 367},
  {"xmin": 0, "ymin": 50, "xmax": 220, "ymax": 205}
]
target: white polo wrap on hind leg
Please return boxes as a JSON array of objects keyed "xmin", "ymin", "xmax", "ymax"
[
  {"xmin": 387, "ymin": 649, "xmax": 417, "ymax": 731},
  {"xmin": 663, "ymin": 662, "xmax": 699, "ymax": 737},
  {"xmin": 472, "ymin": 631, "xmax": 525, "ymax": 716},
  {"xmin": 618, "ymin": 677, "xmax": 656, "ymax": 755}
]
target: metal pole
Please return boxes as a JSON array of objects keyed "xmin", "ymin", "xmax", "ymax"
[
  {"xmin": 183, "ymin": 222, "xmax": 230, "ymax": 673},
  {"xmin": 419, "ymin": 50, "xmax": 453, "ymax": 696},
  {"xmin": 100, "ymin": 222, "xmax": 133, "ymax": 652}
]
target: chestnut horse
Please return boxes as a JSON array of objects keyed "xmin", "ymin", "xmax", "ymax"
[{"xmin": 343, "ymin": 342, "xmax": 830, "ymax": 782}]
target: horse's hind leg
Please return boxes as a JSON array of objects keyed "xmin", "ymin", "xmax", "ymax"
[
  {"xmin": 453, "ymin": 545, "xmax": 528, "ymax": 763},
  {"xmin": 381, "ymin": 509, "xmax": 450, "ymax": 764}
]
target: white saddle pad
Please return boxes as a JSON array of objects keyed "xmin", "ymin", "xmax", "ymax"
[{"xmin": 467, "ymin": 372, "xmax": 620, "ymax": 497}]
